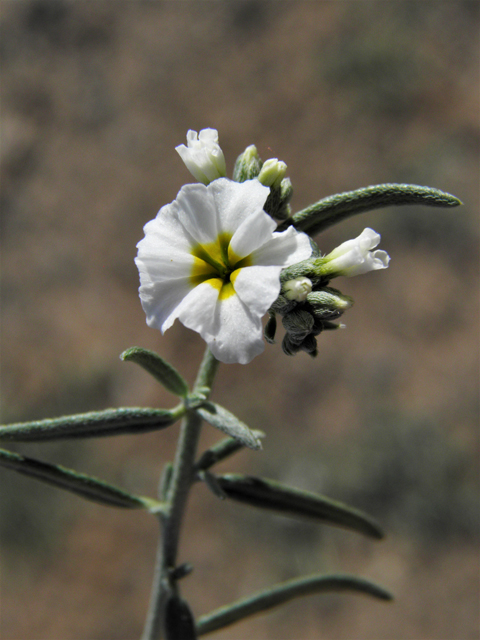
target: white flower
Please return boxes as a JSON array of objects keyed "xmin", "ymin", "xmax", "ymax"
[
  {"xmin": 175, "ymin": 129, "xmax": 227, "ymax": 185},
  {"xmin": 321, "ymin": 228, "xmax": 390, "ymax": 277},
  {"xmin": 135, "ymin": 178, "xmax": 312, "ymax": 364},
  {"xmin": 284, "ymin": 277, "xmax": 312, "ymax": 302}
]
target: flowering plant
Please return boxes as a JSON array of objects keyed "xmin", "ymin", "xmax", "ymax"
[{"xmin": 0, "ymin": 129, "xmax": 461, "ymax": 639}]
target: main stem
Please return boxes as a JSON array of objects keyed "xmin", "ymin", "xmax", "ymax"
[{"xmin": 141, "ymin": 347, "xmax": 220, "ymax": 640}]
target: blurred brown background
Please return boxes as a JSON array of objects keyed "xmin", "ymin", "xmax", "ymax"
[{"xmin": 1, "ymin": 2, "xmax": 479, "ymax": 639}]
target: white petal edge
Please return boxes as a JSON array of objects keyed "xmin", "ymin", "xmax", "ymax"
[{"xmin": 251, "ymin": 226, "xmax": 312, "ymax": 267}]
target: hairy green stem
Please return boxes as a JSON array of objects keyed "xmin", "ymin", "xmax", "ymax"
[{"xmin": 141, "ymin": 348, "xmax": 219, "ymax": 640}]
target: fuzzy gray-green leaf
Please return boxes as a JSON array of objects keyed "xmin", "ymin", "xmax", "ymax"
[
  {"xmin": 195, "ymin": 431, "xmax": 265, "ymax": 472},
  {"xmin": 217, "ymin": 474, "xmax": 384, "ymax": 539},
  {"xmin": 0, "ymin": 448, "xmax": 162, "ymax": 511},
  {"xmin": 197, "ymin": 573, "xmax": 392, "ymax": 635},
  {"xmin": 196, "ymin": 403, "xmax": 262, "ymax": 451},
  {"xmin": 121, "ymin": 347, "xmax": 189, "ymax": 397},
  {"xmin": 0, "ymin": 407, "xmax": 184, "ymax": 442},
  {"xmin": 280, "ymin": 183, "xmax": 462, "ymax": 236}
]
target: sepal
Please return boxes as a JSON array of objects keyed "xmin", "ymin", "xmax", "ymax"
[
  {"xmin": 216, "ymin": 474, "xmax": 384, "ymax": 539},
  {"xmin": 121, "ymin": 347, "xmax": 189, "ymax": 397},
  {"xmin": 264, "ymin": 177, "xmax": 293, "ymax": 220},
  {"xmin": 232, "ymin": 145, "xmax": 263, "ymax": 182},
  {"xmin": 264, "ymin": 312, "xmax": 277, "ymax": 344}
]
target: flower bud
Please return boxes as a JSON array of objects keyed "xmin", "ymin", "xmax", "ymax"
[
  {"xmin": 175, "ymin": 128, "xmax": 227, "ymax": 185},
  {"xmin": 282, "ymin": 333, "xmax": 301, "ymax": 356},
  {"xmin": 263, "ymin": 176, "xmax": 294, "ymax": 220},
  {"xmin": 233, "ymin": 144, "xmax": 263, "ymax": 182},
  {"xmin": 316, "ymin": 228, "xmax": 390, "ymax": 278},
  {"xmin": 299, "ymin": 333, "xmax": 318, "ymax": 356},
  {"xmin": 258, "ymin": 158, "xmax": 287, "ymax": 189},
  {"xmin": 283, "ymin": 277, "xmax": 313, "ymax": 302},
  {"xmin": 282, "ymin": 309, "xmax": 314, "ymax": 339},
  {"xmin": 307, "ymin": 287, "xmax": 354, "ymax": 320}
]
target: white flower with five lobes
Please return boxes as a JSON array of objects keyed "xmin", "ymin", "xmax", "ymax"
[
  {"xmin": 320, "ymin": 227, "xmax": 390, "ymax": 277},
  {"xmin": 135, "ymin": 178, "xmax": 312, "ymax": 364},
  {"xmin": 175, "ymin": 129, "xmax": 227, "ymax": 185}
]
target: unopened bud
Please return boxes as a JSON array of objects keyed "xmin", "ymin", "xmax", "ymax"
[
  {"xmin": 258, "ymin": 158, "xmax": 287, "ymax": 188},
  {"xmin": 233, "ymin": 144, "xmax": 263, "ymax": 182},
  {"xmin": 307, "ymin": 287, "xmax": 353, "ymax": 320},
  {"xmin": 176, "ymin": 128, "xmax": 226, "ymax": 185},
  {"xmin": 284, "ymin": 277, "xmax": 313, "ymax": 302},
  {"xmin": 299, "ymin": 334, "xmax": 318, "ymax": 356},
  {"xmin": 282, "ymin": 309, "xmax": 314, "ymax": 339}
]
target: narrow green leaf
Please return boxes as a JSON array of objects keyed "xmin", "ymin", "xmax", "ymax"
[
  {"xmin": 121, "ymin": 347, "xmax": 189, "ymax": 397},
  {"xmin": 197, "ymin": 573, "xmax": 392, "ymax": 636},
  {"xmin": 217, "ymin": 474, "xmax": 384, "ymax": 539},
  {"xmin": 0, "ymin": 448, "xmax": 163, "ymax": 511},
  {"xmin": 0, "ymin": 406, "xmax": 184, "ymax": 442},
  {"xmin": 198, "ymin": 470, "xmax": 227, "ymax": 500},
  {"xmin": 165, "ymin": 594, "xmax": 197, "ymax": 640},
  {"xmin": 278, "ymin": 184, "xmax": 462, "ymax": 236},
  {"xmin": 195, "ymin": 403, "xmax": 262, "ymax": 451},
  {"xmin": 195, "ymin": 431, "xmax": 265, "ymax": 472}
]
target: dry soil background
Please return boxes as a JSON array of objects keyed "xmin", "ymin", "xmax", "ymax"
[{"xmin": 1, "ymin": 2, "xmax": 479, "ymax": 639}]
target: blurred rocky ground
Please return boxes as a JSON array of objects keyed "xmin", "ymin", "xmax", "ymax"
[{"xmin": 1, "ymin": 1, "xmax": 479, "ymax": 639}]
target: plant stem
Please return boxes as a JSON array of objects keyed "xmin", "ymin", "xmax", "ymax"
[{"xmin": 141, "ymin": 347, "xmax": 219, "ymax": 640}]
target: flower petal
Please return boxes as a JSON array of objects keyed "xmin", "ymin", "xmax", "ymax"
[
  {"xmin": 175, "ymin": 184, "xmax": 219, "ymax": 245},
  {"xmin": 232, "ymin": 265, "xmax": 283, "ymax": 317},
  {"xmin": 210, "ymin": 179, "xmax": 270, "ymax": 234},
  {"xmin": 229, "ymin": 207, "xmax": 277, "ymax": 260},
  {"xmin": 138, "ymin": 274, "xmax": 196, "ymax": 333},
  {"xmin": 173, "ymin": 280, "xmax": 221, "ymax": 337},
  {"xmin": 252, "ymin": 226, "xmax": 312, "ymax": 267},
  {"xmin": 207, "ymin": 293, "xmax": 265, "ymax": 364}
]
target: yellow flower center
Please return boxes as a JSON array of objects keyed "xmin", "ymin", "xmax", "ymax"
[{"xmin": 189, "ymin": 232, "xmax": 252, "ymax": 299}]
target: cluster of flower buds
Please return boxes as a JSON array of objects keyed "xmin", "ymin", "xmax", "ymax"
[
  {"xmin": 267, "ymin": 227, "xmax": 389, "ymax": 357},
  {"xmin": 268, "ymin": 276, "xmax": 352, "ymax": 357},
  {"xmin": 233, "ymin": 144, "xmax": 293, "ymax": 220}
]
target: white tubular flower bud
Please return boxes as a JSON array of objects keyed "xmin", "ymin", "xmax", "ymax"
[
  {"xmin": 258, "ymin": 158, "xmax": 287, "ymax": 188},
  {"xmin": 283, "ymin": 277, "xmax": 313, "ymax": 301},
  {"xmin": 320, "ymin": 228, "xmax": 391, "ymax": 278},
  {"xmin": 175, "ymin": 128, "xmax": 227, "ymax": 185}
]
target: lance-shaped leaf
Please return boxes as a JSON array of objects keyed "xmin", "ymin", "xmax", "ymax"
[
  {"xmin": 0, "ymin": 448, "xmax": 163, "ymax": 512},
  {"xmin": 216, "ymin": 474, "xmax": 384, "ymax": 539},
  {"xmin": 198, "ymin": 470, "xmax": 227, "ymax": 500},
  {"xmin": 165, "ymin": 594, "xmax": 197, "ymax": 640},
  {"xmin": 0, "ymin": 406, "xmax": 184, "ymax": 442},
  {"xmin": 195, "ymin": 431, "xmax": 265, "ymax": 472},
  {"xmin": 121, "ymin": 347, "xmax": 189, "ymax": 397},
  {"xmin": 197, "ymin": 573, "xmax": 392, "ymax": 636},
  {"xmin": 278, "ymin": 184, "xmax": 462, "ymax": 236},
  {"xmin": 195, "ymin": 403, "xmax": 262, "ymax": 451}
]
